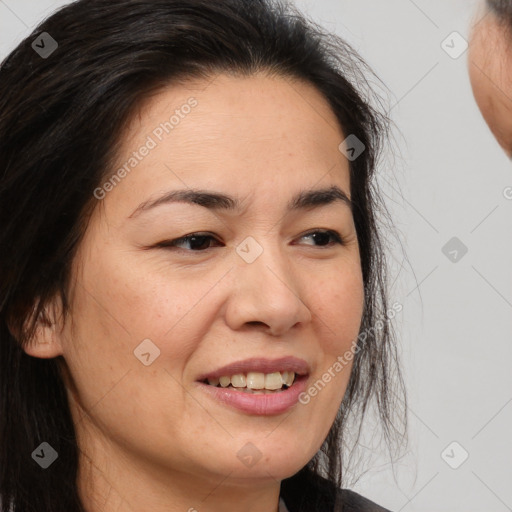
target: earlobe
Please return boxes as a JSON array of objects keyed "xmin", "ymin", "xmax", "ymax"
[
  {"xmin": 23, "ymin": 318, "xmax": 64, "ymax": 359},
  {"xmin": 10, "ymin": 298, "xmax": 65, "ymax": 359}
]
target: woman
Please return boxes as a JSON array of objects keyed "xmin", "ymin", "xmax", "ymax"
[
  {"xmin": 0, "ymin": 1, "xmax": 406, "ymax": 511},
  {"xmin": 469, "ymin": 0, "xmax": 512, "ymax": 158}
]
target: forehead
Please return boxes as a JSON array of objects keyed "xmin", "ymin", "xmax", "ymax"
[
  {"xmin": 104, "ymin": 72, "xmax": 352, "ymax": 218},
  {"xmin": 128, "ymin": 71, "xmax": 345, "ymax": 152}
]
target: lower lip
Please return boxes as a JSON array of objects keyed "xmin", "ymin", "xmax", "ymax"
[{"xmin": 194, "ymin": 375, "xmax": 309, "ymax": 415}]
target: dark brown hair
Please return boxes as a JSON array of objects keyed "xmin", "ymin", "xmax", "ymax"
[{"xmin": 0, "ymin": 1, "xmax": 407, "ymax": 510}]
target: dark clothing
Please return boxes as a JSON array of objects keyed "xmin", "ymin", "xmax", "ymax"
[
  {"xmin": 334, "ymin": 489, "xmax": 391, "ymax": 511},
  {"xmin": 280, "ymin": 467, "xmax": 391, "ymax": 512}
]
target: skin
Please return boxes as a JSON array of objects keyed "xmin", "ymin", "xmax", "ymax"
[
  {"xmin": 468, "ymin": 6, "xmax": 512, "ymax": 158},
  {"xmin": 23, "ymin": 72, "xmax": 365, "ymax": 512}
]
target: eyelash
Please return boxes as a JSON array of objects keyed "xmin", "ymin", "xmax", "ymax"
[{"xmin": 155, "ymin": 229, "xmax": 345, "ymax": 253}]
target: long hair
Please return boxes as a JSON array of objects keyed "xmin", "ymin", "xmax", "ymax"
[{"xmin": 0, "ymin": 1, "xmax": 407, "ymax": 510}]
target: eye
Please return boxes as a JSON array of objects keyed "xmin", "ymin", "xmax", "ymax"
[
  {"xmin": 154, "ymin": 229, "xmax": 345, "ymax": 253},
  {"xmin": 155, "ymin": 232, "xmax": 222, "ymax": 252},
  {"xmin": 297, "ymin": 229, "xmax": 344, "ymax": 248}
]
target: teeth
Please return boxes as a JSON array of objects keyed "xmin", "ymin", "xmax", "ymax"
[
  {"xmin": 208, "ymin": 376, "xmax": 220, "ymax": 387},
  {"xmin": 281, "ymin": 371, "xmax": 294, "ymax": 387},
  {"xmin": 206, "ymin": 371, "xmax": 296, "ymax": 390},
  {"xmin": 231, "ymin": 374, "xmax": 246, "ymax": 388},
  {"xmin": 219, "ymin": 376, "xmax": 231, "ymax": 388},
  {"xmin": 264, "ymin": 372, "xmax": 283, "ymax": 390},
  {"xmin": 246, "ymin": 372, "xmax": 265, "ymax": 389}
]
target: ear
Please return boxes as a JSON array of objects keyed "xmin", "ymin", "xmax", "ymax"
[{"xmin": 10, "ymin": 296, "xmax": 65, "ymax": 359}]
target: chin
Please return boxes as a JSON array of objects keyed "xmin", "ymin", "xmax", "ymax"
[{"xmin": 226, "ymin": 459, "xmax": 305, "ymax": 484}]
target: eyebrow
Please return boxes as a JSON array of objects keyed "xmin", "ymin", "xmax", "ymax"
[{"xmin": 128, "ymin": 185, "xmax": 352, "ymax": 219}]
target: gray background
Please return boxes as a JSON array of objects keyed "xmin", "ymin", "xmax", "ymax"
[{"xmin": 1, "ymin": 1, "xmax": 511, "ymax": 511}]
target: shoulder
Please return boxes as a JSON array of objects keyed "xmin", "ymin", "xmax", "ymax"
[
  {"xmin": 280, "ymin": 467, "xmax": 393, "ymax": 512},
  {"xmin": 337, "ymin": 488, "xmax": 392, "ymax": 512}
]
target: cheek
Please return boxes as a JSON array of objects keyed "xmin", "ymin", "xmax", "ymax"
[
  {"xmin": 309, "ymin": 261, "xmax": 365, "ymax": 353},
  {"xmin": 78, "ymin": 247, "xmax": 201, "ymax": 342},
  {"xmin": 294, "ymin": 265, "xmax": 363, "ymax": 445},
  {"xmin": 60, "ymin": 248, "xmax": 192, "ymax": 399},
  {"xmin": 61, "ymin": 255, "xmax": 204, "ymax": 455}
]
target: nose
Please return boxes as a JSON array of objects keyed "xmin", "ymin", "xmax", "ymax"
[{"xmin": 223, "ymin": 239, "xmax": 312, "ymax": 336}]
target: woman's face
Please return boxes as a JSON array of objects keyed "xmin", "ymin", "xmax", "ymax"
[
  {"xmin": 469, "ymin": 11, "xmax": 512, "ymax": 157},
  {"xmin": 29, "ymin": 72, "xmax": 365, "ymax": 505}
]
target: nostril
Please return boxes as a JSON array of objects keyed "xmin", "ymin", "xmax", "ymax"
[{"xmin": 246, "ymin": 321, "xmax": 268, "ymax": 328}]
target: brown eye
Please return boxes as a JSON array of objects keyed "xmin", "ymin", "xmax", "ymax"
[
  {"xmin": 156, "ymin": 233, "xmax": 223, "ymax": 252},
  {"xmin": 298, "ymin": 229, "xmax": 344, "ymax": 248}
]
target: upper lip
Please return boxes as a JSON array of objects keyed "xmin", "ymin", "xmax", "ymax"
[{"xmin": 196, "ymin": 356, "xmax": 310, "ymax": 382}]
